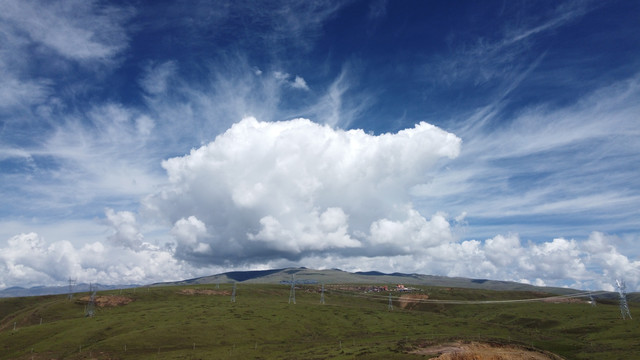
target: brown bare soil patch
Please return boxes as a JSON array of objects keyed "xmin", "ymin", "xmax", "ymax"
[
  {"xmin": 77, "ymin": 295, "xmax": 133, "ymax": 307},
  {"xmin": 539, "ymin": 297, "xmax": 585, "ymax": 304},
  {"xmin": 398, "ymin": 294, "xmax": 429, "ymax": 309},
  {"xmin": 178, "ymin": 289, "xmax": 231, "ymax": 296},
  {"xmin": 412, "ymin": 341, "xmax": 565, "ymax": 360}
]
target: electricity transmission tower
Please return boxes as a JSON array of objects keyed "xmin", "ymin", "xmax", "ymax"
[
  {"xmin": 320, "ymin": 283, "xmax": 325, "ymax": 304},
  {"xmin": 231, "ymin": 282, "xmax": 236, "ymax": 303},
  {"xmin": 616, "ymin": 279, "xmax": 632, "ymax": 320},
  {"xmin": 288, "ymin": 274, "xmax": 296, "ymax": 304},
  {"xmin": 67, "ymin": 278, "xmax": 76, "ymax": 300},
  {"xmin": 85, "ymin": 283, "xmax": 96, "ymax": 317}
]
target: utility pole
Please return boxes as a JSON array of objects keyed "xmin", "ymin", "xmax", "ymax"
[
  {"xmin": 231, "ymin": 282, "xmax": 236, "ymax": 303},
  {"xmin": 388, "ymin": 293, "xmax": 393, "ymax": 311},
  {"xmin": 320, "ymin": 283, "xmax": 325, "ymax": 304}
]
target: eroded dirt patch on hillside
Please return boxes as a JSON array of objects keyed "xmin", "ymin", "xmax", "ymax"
[
  {"xmin": 411, "ymin": 341, "xmax": 565, "ymax": 360},
  {"xmin": 178, "ymin": 289, "xmax": 231, "ymax": 296},
  {"xmin": 539, "ymin": 296, "xmax": 585, "ymax": 304},
  {"xmin": 398, "ymin": 294, "xmax": 429, "ymax": 309},
  {"xmin": 77, "ymin": 295, "xmax": 133, "ymax": 307}
]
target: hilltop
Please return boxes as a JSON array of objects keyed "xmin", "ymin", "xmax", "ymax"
[
  {"xmin": 154, "ymin": 267, "xmax": 579, "ymax": 295},
  {"xmin": 5, "ymin": 268, "xmax": 637, "ymax": 304}
]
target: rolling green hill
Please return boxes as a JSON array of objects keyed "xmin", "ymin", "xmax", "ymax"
[
  {"xmin": 154, "ymin": 267, "xmax": 581, "ymax": 295},
  {"xmin": 1, "ymin": 281, "xmax": 638, "ymax": 359}
]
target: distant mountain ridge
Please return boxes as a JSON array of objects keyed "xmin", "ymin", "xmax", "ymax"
[
  {"xmin": 0, "ymin": 283, "xmax": 139, "ymax": 298},
  {"xmin": 4, "ymin": 268, "xmax": 636, "ymax": 300},
  {"xmin": 152, "ymin": 267, "xmax": 581, "ymax": 295}
]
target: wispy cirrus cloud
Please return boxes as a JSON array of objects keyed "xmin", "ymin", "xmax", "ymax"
[
  {"xmin": 501, "ymin": 0, "xmax": 590, "ymax": 46},
  {"xmin": 300, "ymin": 64, "xmax": 374, "ymax": 129},
  {"xmin": 0, "ymin": 0, "xmax": 133, "ymax": 61},
  {"xmin": 139, "ymin": 61, "xmax": 178, "ymax": 96},
  {"xmin": 0, "ymin": 103, "xmax": 162, "ymax": 219},
  {"xmin": 430, "ymin": 0, "xmax": 590, "ymax": 89},
  {"xmin": 0, "ymin": 75, "xmax": 51, "ymax": 111},
  {"xmin": 238, "ymin": 0, "xmax": 348, "ymax": 52},
  {"xmin": 404, "ymin": 2, "xmax": 640, "ymax": 252},
  {"xmin": 415, "ymin": 74, "xmax": 640, "ymax": 245},
  {"xmin": 0, "ymin": 0, "xmax": 134, "ymax": 133}
]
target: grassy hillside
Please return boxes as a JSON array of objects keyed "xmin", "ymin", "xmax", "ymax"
[
  {"xmin": 157, "ymin": 267, "xmax": 580, "ymax": 295},
  {"xmin": 0, "ymin": 283, "xmax": 638, "ymax": 359}
]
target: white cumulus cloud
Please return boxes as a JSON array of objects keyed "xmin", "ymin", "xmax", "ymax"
[
  {"xmin": 411, "ymin": 232, "xmax": 638, "ymax": 291},
  {"xmin": 143, "ymin": 117, "xmax": 461, "ymax": 265},
  {"xmin": 171, "ymin": 216, "xmax": 212, "ymax": 258},
  {"xmin": 273, "ymin": 71, "xmax": 310, "ymax": 90},
  {"xmin": 105, "ymin": 208, "xmax": 144, "ymax": 251},
  {"xmin": 291, "ymin": 75, "xmax": 309, "ymax": 90},
  {"xmin": 0, "ymin": 232, "xmax": 210, "ymax": 289}
]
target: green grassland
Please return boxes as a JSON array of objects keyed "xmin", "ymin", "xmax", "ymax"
[{"xmin": 0, "ymin": 284, "xmax": 638, "ymax": 359}]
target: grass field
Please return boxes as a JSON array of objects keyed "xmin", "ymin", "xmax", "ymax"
[{"xmin": 0, "ymin": 284, "xmax": 638, "ymax": 359}]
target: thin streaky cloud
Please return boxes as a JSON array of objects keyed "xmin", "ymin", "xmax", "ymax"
[
  {"xmin": 0, "ymin": 0, "xmax": 133, "ymax": 61},
  {"xmin": 502, "ymin": 1, "xmax": 590, "ymax": 46}
]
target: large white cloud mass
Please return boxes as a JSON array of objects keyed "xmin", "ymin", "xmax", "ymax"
[
  {"xmin": 2, "ymin": 230, "xmax": 637, "ymax": 291},
  {"xmin": 143, "ymin": 117, "xmax": 462, "ymax": 265},
  {"xmin": 0, "ymin": 232, "xmax": 202, "ymax": 289},
  {"xmin": 2, "ymin": 117, "xmax": 638, "ymax": 292}
]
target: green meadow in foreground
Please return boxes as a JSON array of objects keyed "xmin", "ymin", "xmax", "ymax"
[{"xmin": 0, "ymin": 284, "xmax": 637, "ymax": 359}]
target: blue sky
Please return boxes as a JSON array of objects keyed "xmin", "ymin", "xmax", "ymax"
[{"xmin": 1, "ymin": 0, "xmax": 639, "ymax": 291}]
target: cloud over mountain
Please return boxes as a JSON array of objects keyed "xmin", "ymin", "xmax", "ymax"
[{"xmin": 143, "ymin": 117, "xmax": 461, "ymax": 265}]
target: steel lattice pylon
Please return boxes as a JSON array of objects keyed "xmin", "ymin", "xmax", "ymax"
[
  {"xmin": 68, "ymin": 278, "xmax": 76, "ymax": 300},
  {"xmin": 288, "ymin": 274, "xmax": 296, "ymax": 304},
  {"xmin": 85, "ymin": 283, "xmax": 96, "ymax": 317},
  {"xmin": 616, "ymin": 279, "xmax": 632, "ymax": 320}
]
